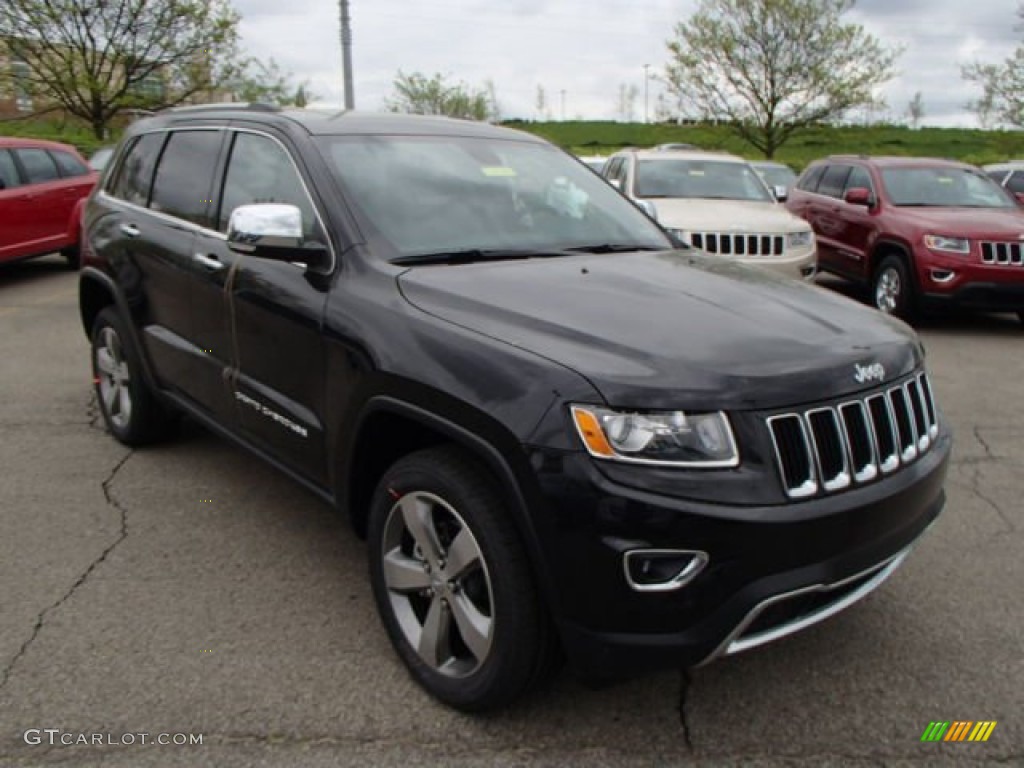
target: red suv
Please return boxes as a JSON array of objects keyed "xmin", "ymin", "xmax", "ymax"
[
  {"xmin": 787, "ymin": 155, "xmax": 1024, "ymax": 323},
  {"xmin": 0, "ymin": 137, "xmax": 98, "ymax": 268}
]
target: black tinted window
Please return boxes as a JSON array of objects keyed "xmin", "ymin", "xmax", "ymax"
[
  {"xmin": 218, "ymin": 132, "xmax": 317, "ymax": 237},
  {"xmin": 817, "ymin": 165, "xmax": 851, "ymax": 198},
  {"xmin": 14, "ymin": 148, "xmax": 60, "ymax": 184},
  {"xmin": 0, "ymin": 150, "xmax": 20, "ymax": 189},
  {"xmin": 845, "ymin": 166, "xmax": 873, "ymax": 193},
  {"xmin": 797, "ymin": 165, "xmax": 825, "ymax": 192},
  {"xmin": 110, "ymin": 134, "xmax": 165, "ymax": 206},
  {"xmin": 1007, "ymin": 171, "xmax": 1024, "ymax": 194},
  {"xmin": 150, "ymin": 131, "xmax": 222, "ymax": 226},
  {"xmin": 50, "ymin": 150, "xmax": 90, "ymax": 178}
]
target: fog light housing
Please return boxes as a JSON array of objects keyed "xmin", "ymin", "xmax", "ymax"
[
  {"xmin": 931, "ymin": 269, "xmax": 955, "ymax": 283},
  {"xmin": 623, "ymin": 549, "xmax": 709, "ymax": 592}
]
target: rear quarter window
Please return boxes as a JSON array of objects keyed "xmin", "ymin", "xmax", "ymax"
[
  {"xmin": 109, "ymin": 133, "xmax": 166, "ymax": 207},
  {"xmin": 50, "ymin": 150, "xmax": 90, "ymax": 178}
]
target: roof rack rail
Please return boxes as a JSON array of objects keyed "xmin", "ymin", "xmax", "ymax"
[{"xmin": 164, "ymin": 102, "xmax": 281, "ymax": 114}]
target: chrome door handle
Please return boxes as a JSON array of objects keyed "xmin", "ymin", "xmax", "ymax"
[
  {"xmin": 193, "ymin": 253, "xmax": 225, "ymax": 271},
  {"xmin": 120, "ymin": 223, "xmax": 141, "ymax": 238}
]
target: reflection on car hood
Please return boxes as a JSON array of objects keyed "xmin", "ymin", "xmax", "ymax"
[
  {"xmin": 397, "ymin": 251, "xmax": 920, "ymax": 410},
  {"xmin": 893, "ymin": 206, "xmax": 1024, "ymax": 235},
  {"xmin": 645, "ymin": 199, "xmax": 810, "ymax": 234}
]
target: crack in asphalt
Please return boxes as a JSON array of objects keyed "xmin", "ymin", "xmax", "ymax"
[
  {"xmin": 973, "ymin": 426, "xmax": 995, "ymax": 460},
  {"xmin": 678, "ymin": 669, "xmax": 695, "ymax": 752},
  {"xmin": 0, "ymin": 450, "xmax": 132, "ymax": 694},
  {"xmin": 965, "ymin": 465, "xmax": 1016, "ymax": 533}
]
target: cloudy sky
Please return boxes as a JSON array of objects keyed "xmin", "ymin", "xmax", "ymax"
[{"xmin": 233, "ymin": 0, "xmax": 1020, "ymax": 127}]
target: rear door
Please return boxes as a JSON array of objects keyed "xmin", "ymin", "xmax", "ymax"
[
  {"xmin": 0, "ymin": 148, "xmax": 35, "ymax": 261},
  {"xmin": 833, "ymin": 165, "xmax": 878, "ymax": 279},
  {"xmin": 49, "ymin": 148, "xmax": 98, "ymax": 239},
  {"xmin": 9, "ymin": 148, "xmax": 64, "ymax": 253},
  {"xmin": 804, "ymin": 164, "xmax": 851, "ymax": 274}
]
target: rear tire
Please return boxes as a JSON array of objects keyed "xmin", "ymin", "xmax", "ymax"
[
  {"xmin": 872, "ymin": 255, "xmax": 915, "ymax": 320},
  {"xmin": 91, "ymin": 307, "xmax": 174, "ymax": 445},
  {"xmin": 367, "ymin": 446, "xmax": 557, "ymax": 712}
]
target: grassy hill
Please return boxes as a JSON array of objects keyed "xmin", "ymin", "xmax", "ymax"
[
  {"xmin": 4, "ymin": 114, "xmax": 1024, "ymax": 171},
  {"xmin": 505, "ymin": 120, "xmax": 1024, "ymax": 170}
]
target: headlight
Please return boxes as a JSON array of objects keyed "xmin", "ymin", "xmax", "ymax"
[
  {"xmin": 570, "ymin": 405, "xmax": 739, "ymax": 467},
  {"xmin": 923, "ymin": 234, "xmax": 970, "ymax": 254},
  {"xmin": 787, "ymin": 230, "xmax": 814, "ymax": 249}
]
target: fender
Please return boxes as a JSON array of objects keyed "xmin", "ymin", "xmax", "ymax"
[
  {"xmin": 343, "ymin": 393, "xmax": 563, "ymax": 616},
  {"xmin": 78, "ymin": 266, "xmax": 162, "ymax": 393},
  {"xmin": 66, "ymin": 197, "xmax": 87, "ymax": 245}
]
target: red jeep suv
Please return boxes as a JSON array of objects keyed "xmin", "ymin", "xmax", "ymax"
[
  {"xmin": 0, "ymin": 137, "xmax": 97, "ymax": 268},
  {"xmin": 787, "ymin": 155, "xmax": 1024, "ymax": 323}
]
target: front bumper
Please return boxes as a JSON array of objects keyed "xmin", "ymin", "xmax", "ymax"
[
  {"xmin": 526, "ymin": 429, "xmax": 950, "ymax": 679},
  {"xmin": 922, "ymin": 281, "xmax": 1024, "ymax": 313}
]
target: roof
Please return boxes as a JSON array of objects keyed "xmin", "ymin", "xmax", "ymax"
[
  {"xmin": 822, "ymin": 155, "xmax": 975, "ymax": 170},
  {"xmin": 625, "ymin": 148, "xmax": 744, "ymax": 163},
  {"xmin": 750, "ymin": 160, "xmax": 793, "ymax": 170},
  {"xmin": 982, "ymin": 161, "xmax": 1024, "ymax": 171},
  {"xmin": 128, "ymin": 105, "xmax": 546, "ymax": 143},
  {"xmin": 0, "ymin": 136, "xmax": 79, "ymax": 152}
]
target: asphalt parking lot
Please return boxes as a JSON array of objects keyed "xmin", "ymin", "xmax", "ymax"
[{"xmin": 0, "ymin": 258, "xmax": 1021, "ymax": 767}]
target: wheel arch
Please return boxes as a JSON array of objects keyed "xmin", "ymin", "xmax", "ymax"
[
  {"xmin": 339, "ymin": 395, "xmax": 559, "ymax": 613},
  {"xmin": 868, "ymin": 238, "xmax": 915, "ymax": 280}
]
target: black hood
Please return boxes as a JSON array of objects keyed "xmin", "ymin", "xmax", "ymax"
[{"xmin": 397, "ymin": 251, "xmax": 922, "ymax": 410}]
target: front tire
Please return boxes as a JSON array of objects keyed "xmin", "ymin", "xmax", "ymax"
[
  {"xmin": 367, "ymin": 446, "xmax": 556, "ymax": 712},
  {"xmin": 872, "ymin": 255, "xmax": 915, "ymax": 319},
  {"xmin": 91, "ymin": 307, "xmax": 173, "ymax": 445}
]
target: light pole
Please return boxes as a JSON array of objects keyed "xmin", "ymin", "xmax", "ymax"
[
  {"xmin": 340, "ymin": 0, "xmax": 354, "ymax": 109},
  {"xmin": 643, "ymin": 64, "xmax": 650, "ymax": 124}
]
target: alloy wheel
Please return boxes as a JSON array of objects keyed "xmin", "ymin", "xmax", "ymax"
[
  {"xmin": 875, "ymin": 267, "xmax": 901, "ymax": 314},
  {"xmin": 95, "ymin": 326, "xmax": 133, "ymax": 430},
  {"xmin": 380, "ymin": 491, "xmax": 494, "ymax": 678}
]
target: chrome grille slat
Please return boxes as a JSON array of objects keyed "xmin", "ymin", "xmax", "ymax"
[
  {"xmin": 691, "ymin": 231, "xmax": 786, "ymax": 257},
  {"xmin": 768, "ymin": 373, "xmax": 939, "ymax": 499},
  {"xmin": 980, "ymin": 240, "xmax": 1024, "ymax": 266}
]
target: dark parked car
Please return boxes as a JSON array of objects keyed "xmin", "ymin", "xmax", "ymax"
[
  {"xmin": 81, "ymin": 106, "xmax": 950, "ymax": 711},
  {"xmin": 0, "ymin": 137, "xmax": 97, "ymax": 267},
  {"xmin": 787, "ymin": 155, "xmax": 1024, "ymax": 322}
]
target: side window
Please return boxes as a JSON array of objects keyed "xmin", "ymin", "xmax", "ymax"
[
  {"xmin": 797, "ymin": 164, "xmax": 825, "ymax": 192},
  {"xmin": 817, "ymin": 165, "xmax": 851, "ymax": 199},
  {"xmin": 845, "ymin": 166, "xmax": 873, "ymax": 194},
  {"xmin": 985, "ymin": 170, "xmax": 1008, "ymax": 185},
  {"xmin": 110, "ymin": 133, "xmax": 165, "ymax": 206},
  {"xmin": 1006, "ymin": 171, "xmax": 1024, "ymax": 195},
  {"xmin": 13, "ymin": 149, "xmax": 60, "ymax": 184},
  {"xmin": 149, "ymin": 131, "xmax": 223, "ymax": 226},
  {"xmin": 0, "ymin": 150, "xmax": 21, "ymax": 190},
  {"xmin": 50, "ymin": 150, "xmax": 90, "ymax": 178},
  {"xmin": 218, "ymin": 132, "xmax": 318, "ymax": 238}
]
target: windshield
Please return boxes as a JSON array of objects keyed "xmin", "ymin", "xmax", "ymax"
[
  {"xmin": 881, "ymin": 167, "xmax": 1015, "ymax": 208},
  {"xmin": 634, "ymin": 158, "xmax": 775, "ymax": 202},
  {"xmin": 756, "ymin": 165, "xmax": 797, "ymax": 189},
  {"xmin": 316, "ymin": 135, "xmax": 670, "ymax": 260}
]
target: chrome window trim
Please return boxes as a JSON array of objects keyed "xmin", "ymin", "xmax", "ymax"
[{"xmin": 99, "ymin": 125, "xmax": 337, "ymax": 274}]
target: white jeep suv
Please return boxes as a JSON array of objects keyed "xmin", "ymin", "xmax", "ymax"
[{"xmin": 603, "ymin": 149, "xmax": 816, "ymax": 280}]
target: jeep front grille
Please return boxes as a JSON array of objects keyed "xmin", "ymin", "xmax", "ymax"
[
  {"xmin": 980, "ymin": 241, "xmax": 1024, "ymax": 265},
  {"xmin": 767, "ymin": 373, "xmax": 939, "ymax": 499},
  {"xmin": 690, "ymin": 232, "xmax": 785, "ymax": 257}
]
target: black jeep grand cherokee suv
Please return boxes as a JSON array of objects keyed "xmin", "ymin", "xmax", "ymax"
[{"xmin": 80, "ymin": 105, "xmax": 950, "ymax": 711}]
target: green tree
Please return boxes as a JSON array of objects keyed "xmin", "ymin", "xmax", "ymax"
[
  {"xmin": 0, "ymin": 0, "xmax": 244, "ymax": 139},
  {"xmin": 664, "ymin": 0, "xmax": 899, "ymax": 157},
  {"xmin": 229, "ymin": 57, "xmax": 313, "ymax": 107},
  {"xmin": 963, "ymin": 6, "xmax": 1024, "ymax": 127},
  {"xmin": 385, "ymin": 71, "xmax": 498, "ymax": 121}
]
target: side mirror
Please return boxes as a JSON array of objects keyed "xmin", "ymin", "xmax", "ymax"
[
  {"xmin": 633, "ymin": 198, "xmax": 658, "ymax": 220},
  {"xmin": 844, "ymin": 187, "xmax": 873, "ymax": 206},
  {"xmin": 227, "ymin": 204, "xmax": 329, "ymax": 269},
  {"xmin": 772, "ymin": 185, "xmax": 788, "ymax": 202},
  {"xmin": 1014, "ymin": 191, "xmax": 1024, "ymax": 206}
]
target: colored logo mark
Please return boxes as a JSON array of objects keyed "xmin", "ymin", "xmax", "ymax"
[{"xmin": 920, "ymin": 721, "xmax": 997, "ymax": 742}]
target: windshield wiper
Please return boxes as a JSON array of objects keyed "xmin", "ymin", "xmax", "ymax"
[
  {"xmin": 390, "ymin": 248, "xmax": 577, "ymax": 266},
  {"xmin": 564, "ymin": 243, "xmax": 666, "ymax": 254}
]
